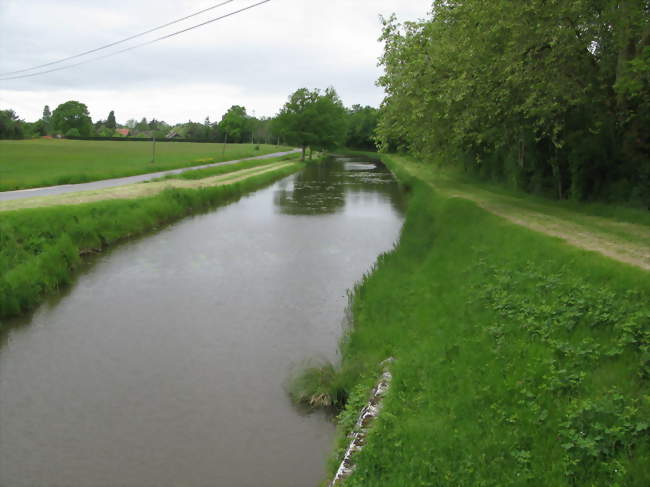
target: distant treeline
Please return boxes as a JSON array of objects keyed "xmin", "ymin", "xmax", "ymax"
[
  {"xmin": 64, "ymin": 136, "xmax": 233, "ymax": 143},
  {"xmin": 1, "ymin": 97, "xmax": 379, "ymax": 150},
  {"xmin": 377, "ymin": 1, "xmax": 649, "ymax": 206}
]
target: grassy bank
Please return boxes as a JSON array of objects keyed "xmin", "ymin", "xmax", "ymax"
[
  {"xmin": 0, "ymin": 139, "xmax": 291, "ymax": 190},
  {"xmin": 0, "ymin": 153, "xmax": 302, "ymax": 213},
  {"xmin": 152, "ymin": 151, "xmax": 300, "ymax": 181},
  {"xmin": 0, "ymin": 162, "xmax": 301, "ymax": 323},
  {"xmin": 324, "ymin": 154, "xmax": 650, "ymax": 485}
]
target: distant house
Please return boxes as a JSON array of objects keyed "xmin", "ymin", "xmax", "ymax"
[
  {"xmin": 115, "ymin": 128, "xmax": 130, "ymax": 137},
  {"xmin": 166, "ymin": 130, "xmax": 181, "ymax": 139}
]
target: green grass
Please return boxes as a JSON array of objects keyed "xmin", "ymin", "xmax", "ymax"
[
  {"xmin": 152, "ymin": 151, "xmax": 301, "ymax": 181},
  {"xmin": 0, "ymin": 139, "xmax": 292, "ymax": 191},
  {"xmin": 0, "ymin": 162, "xmax": 301, "ymax": 323},
  {"xmin": 324, "ymin": 154, "xmax": 650, "ymax": 486}
]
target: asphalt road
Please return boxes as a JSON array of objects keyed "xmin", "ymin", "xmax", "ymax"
[{"xmin": 0, "ymin": 149, "xmax": 300, "ymax": 202}]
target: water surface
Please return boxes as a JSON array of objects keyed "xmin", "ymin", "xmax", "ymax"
[{"xmin": 0, "ymin": 156, "xmax": 406, "ymax": 487}]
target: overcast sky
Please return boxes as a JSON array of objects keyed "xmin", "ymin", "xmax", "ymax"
[{"xmin": 0, "ymin": 0, "xmax": 430, "ymax": 124}]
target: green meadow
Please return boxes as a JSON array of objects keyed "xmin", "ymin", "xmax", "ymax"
[
  {"xmin": 0, "ymin": 139, "xmax": 291, "ymax": 191},
  {"xmin": 315, "ymin": 154, "xmax": 650, "ymax": 486}
]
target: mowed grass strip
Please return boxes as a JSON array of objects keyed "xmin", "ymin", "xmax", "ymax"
[
  {"xmin": 0, "ymin": 139, "xmax": 292, "ymax": 191},
  {"xmin": 0, "ymin": 154, "xmax": 301, "ymax": 212},
  {"xmin": 0, "ymin": 162, "xmax": 301, "ymax": 322},
  {"xmin": 325, "ymin": 155, "xmax": 650, "ymax": 486}
]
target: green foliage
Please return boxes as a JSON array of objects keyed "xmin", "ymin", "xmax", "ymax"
[
  {"xmin": 377, "ymin": 1, "xmax": 650, "ymax": 206},
  {"xmin": 0, "ymin": 163, "xmax": 300, "ymax": 322},
  {"xmin": 106, "ymin": 110, "xmax": 116, "ymax": 130},
  {"xmin": 51, "ymin": 100, "xmax": 93, "ymax": 137},
  {"xmin": 219, "ymin": 105, "xmax": 252, "ymax": 143},
  {"xmin": 345, "ymin": 105, "xmax": 379, "ymax": 150},
  {"xmin": 0, "ymin": 110, "xmax": 26, "ymax": 139},
  {"xmin": 273, "ymin": 87, "xmax": 348, "ymax": 159},
  {"xmin": 64, "ymin": 128, "xmax": 81, "ymax": 137},
  {"xmin": 331, "ymin": 154, "xmax": 650, "ymax": 485},
  {"xmin": 288, "ymin": 362, "xmax": 348, "ymax": 410}
]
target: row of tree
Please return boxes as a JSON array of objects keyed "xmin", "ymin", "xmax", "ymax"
[
  {"xmin": 376, "ymin": 0, "xmax": 649, "ymax": 206},
  {"xmin": 1, "ymin": 93, "xmax": 379, "ymax": 155}
]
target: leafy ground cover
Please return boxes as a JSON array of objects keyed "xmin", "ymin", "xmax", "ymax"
[
  {"xmin": 0, "ymin": 139, "xmax": 291, "ymax": 191},
  {"xmin": 323, "ymin": 154, "xmax": 650, "ymax": 486},
  {"xmin": 0, "ymin": 162, "xmax": 300, "ymax": 322}
]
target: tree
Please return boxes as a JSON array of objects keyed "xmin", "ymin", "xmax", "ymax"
[
  {"xmin": 219, "ymin": 105, "xmax": 251, "ymax": 143},
  {"xmin": 51, "ymin": 100, "xmax": 92, "ymax": 137},
  {"xmin": 273, "ymin": 87, "xmax": 347, "ymax": 160},
  {"xmin": 0, "ymin": 110, "xmax": 25, "ymax": 139},
  {"xmin": 42, "ymin": 105, "xmax": 52, "ymax": 134},
  {"xmin": 376, "ymin": 1, "xmax": 650, "ymax": 206},
  {"xmin": 106, "ymin": 110, "xmax": 116, "ymax": 130},
  {"xmin": 346, "ymin": 105, "xmax": 379, "ymax": 150}
]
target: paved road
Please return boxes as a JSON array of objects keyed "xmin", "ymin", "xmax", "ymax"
[{"xmin": 0, "ymin": 149, "xmax": 300, "ymax": 202}]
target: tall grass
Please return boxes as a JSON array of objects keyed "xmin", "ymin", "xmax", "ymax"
[
  {"xmin": 0, "ymin": 163, "xmax": 300, "ymax": 323},
  {"xmin": 0, "ymin": 139, "xmax": 292, "ymax": 190},
  {"xmin": 325, "ymin": 155, "xmax": 650, "ymax": 485}
]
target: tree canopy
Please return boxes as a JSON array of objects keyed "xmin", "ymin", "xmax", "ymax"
[
  {"xmin": 377, "ymin": 0, "xmax": 650, "ymax": 206},
  {"xmin": 106, "ymin": 110, "xmax": 116, "ymax": 130},
  {"xmin": 273, "ymin": 87, "xmax": 347, "ymax": 160},
  {"xmin": 219, "ymin": 105, "xmax": 252, "ymax": 143},
  {"xmin": 51, "ymin": 100, "xmax": 93, "ymax": 137}
]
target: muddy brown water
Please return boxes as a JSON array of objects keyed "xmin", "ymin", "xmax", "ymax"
[{"xmin": 0, "ymin": 156, "xmax": 406, "ymax": 487}]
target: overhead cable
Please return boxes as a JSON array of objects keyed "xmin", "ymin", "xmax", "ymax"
[{"xmin": 0, "ymin": 0, "xmax": 271, "ymax": 81}]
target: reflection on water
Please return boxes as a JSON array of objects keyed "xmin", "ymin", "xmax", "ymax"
[
  {"xmin": 274, "ymin": 156, "xmax": 406, "ymax": 216},
  {"xmin": 0, "ymin": 155, "xmax": 405, "ymax": 487}
]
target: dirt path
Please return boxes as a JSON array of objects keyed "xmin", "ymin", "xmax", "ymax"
[
  {"xmin": 0, "ymin": 162, "xmax": 297, "ymax": 213},
  {"xmin": 398, "ymin": 158, "xmax": 650, "ymax": 271}
]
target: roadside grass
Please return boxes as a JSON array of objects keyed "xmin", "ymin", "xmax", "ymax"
[
  {"xmin": 151, "ymin": 151, "xmax": 301, "ymax": 181},
  {"xmin": 0, "ymin": 139, "xmax": 291, "ymax": 191},
  {"xmin": 322, "ymin": 154, "xmax": 650, "ymax": 485},
  {"xmin": 0, "ymin": 156, "xmax": 301, "ymax": 213},
  {"xmin": 0, "ymin": 162, "xmax": 301, "ymax": 323}
]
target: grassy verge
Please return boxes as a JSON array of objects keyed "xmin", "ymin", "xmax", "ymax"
[
  {"xmin": 0, "ymin": 155, "xmax": 301, "ymax": 213},
  {"xmin": 0, "ymin": 139, "xmax": 292, "ymax": 191},
  {"xmin": 0, "ymin": 162, "xmax": 301, "ymax": 323},
  {"xmin": 320, "ymin": 153, "xmax": 650, "ymax": 485},
  {"xmin": 152, "ymin": 151, "xmax": 301, "ymax": 181}
]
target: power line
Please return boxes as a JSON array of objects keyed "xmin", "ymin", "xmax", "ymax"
[
  {"xmin": 0, "ymin": 0, "xmax": 238, "ymax": 77},
  {"xmin": 0, "ymin": 0, "xmax": 272, "ymax": 81}
]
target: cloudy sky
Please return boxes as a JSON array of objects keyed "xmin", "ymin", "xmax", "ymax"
[{"xmin": 0, "ymin": 0, "xmax": 430, "ymax": 124}]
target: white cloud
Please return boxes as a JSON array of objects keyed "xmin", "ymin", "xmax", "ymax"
[{"xmin": 0, "ymin": 0, "xmax": 430, "ymax": 123}]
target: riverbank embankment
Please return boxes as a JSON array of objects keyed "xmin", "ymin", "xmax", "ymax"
[
  {"xmin": 0, "ymin": 160, "xmax": 302, "ymax": 322},
  {"xmin": 322, "ymin": 153, "xmax": 650, "ymax": 486}
]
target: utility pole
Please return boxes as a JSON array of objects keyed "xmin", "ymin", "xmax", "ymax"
[
  {"xmin": 222, "ymin": 132, "xmax": 228, "ymax": 157},
  {"xmin": 151, "ymin": 135, "xmax": 156, "ymax": 163}
]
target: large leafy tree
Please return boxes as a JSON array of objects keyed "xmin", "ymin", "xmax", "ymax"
[
  {"xmin": 219, "ymin": 105, "xmax": 251, "ymax": 143},
  {"xmin": 377, "ymin": 1, "xmax": 650, "ymax": 205},
  {"xmin": 273, "ymin": 87, "xmax": 347, "ymax": 160},
  {"xmin": 52, "ymin": 100, "xmax": 92, "ymax": 137}
]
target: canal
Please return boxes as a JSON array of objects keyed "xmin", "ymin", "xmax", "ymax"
[{"xmin": 0, "ymin": 156, "xmax": 406, "ymax": 487}]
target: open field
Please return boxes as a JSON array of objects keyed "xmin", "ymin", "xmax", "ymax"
[
  {"xmin": 322, "ymin": 154, "xmax": 650, "ymax": 486},
  {"xmin": 0, "ymin": 139, "xmax": 292, "ymax": 191}
]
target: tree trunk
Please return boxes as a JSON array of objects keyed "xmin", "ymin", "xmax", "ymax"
[{"xmin": 301, "ymin": 146, "xmax": 306, "ymax": 161}]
